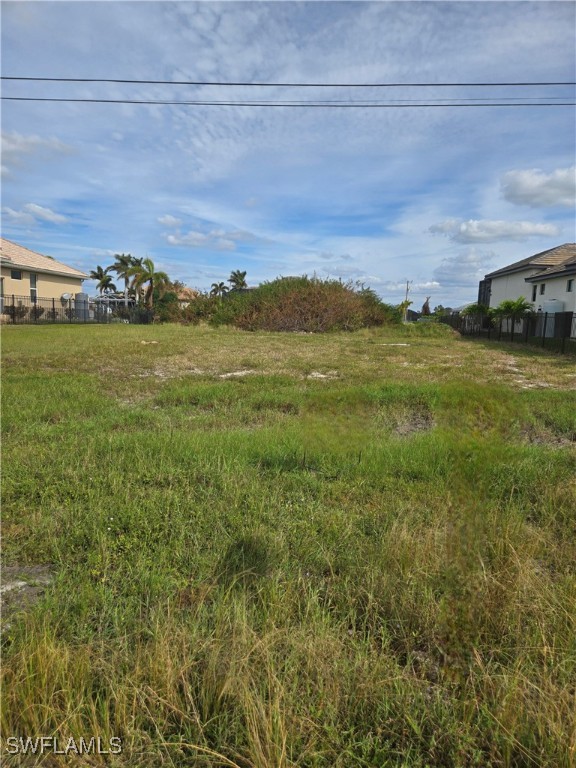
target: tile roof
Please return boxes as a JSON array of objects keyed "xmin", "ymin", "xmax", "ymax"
[
  {"xmin": 524, "ymin": 253, "xmax": 576, "ymax": 281},
  {"xmin": 176, "ymin": 287, "xmax": 199, "ymax": 301},
  {"xmin": 485, "ymin": 243, "xmax": 576, "ymax": 279},
  {"xmin": 0, "ymin": 238, "xmax": 88, "ymax": 279}
]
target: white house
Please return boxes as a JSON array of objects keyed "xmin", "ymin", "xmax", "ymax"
[
  {"xmin": 478, "ymin": 243, "xmax": 576, "ymax": 312},
  {"xmin": 524, "ymin": 254, "xmax": 576, "ymax": 313}
]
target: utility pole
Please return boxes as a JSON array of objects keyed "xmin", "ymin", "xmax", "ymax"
[{"xmin": 403, "ymin": 280, "xmax": 412, "ymax": 322}]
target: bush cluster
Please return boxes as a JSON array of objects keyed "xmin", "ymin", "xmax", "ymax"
[{"xmin": 208, "ymin": 276, "xmax": 398, "ymax": 332}]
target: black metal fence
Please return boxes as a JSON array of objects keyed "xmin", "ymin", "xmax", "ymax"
[
  {"xmin": 0, "ymin": 294, "xmax": 154, "ymax": 325},
  {"xmin": 442, "ymin": 311, "xmax": 576, "ymax": 354}
]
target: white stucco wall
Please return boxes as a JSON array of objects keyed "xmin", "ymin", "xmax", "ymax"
[
  {"xmin": 530, "ymin": 275, "xmax": 576, "ymax": 313},
  {"xmin": 488, "ymin": 269, "xmax": 540, "ymax": 308}
]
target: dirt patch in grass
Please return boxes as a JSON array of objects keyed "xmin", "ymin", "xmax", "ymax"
[
  {"xmin": 219, "ymin": 369, "xmax": 257, "ymax": 379},
  {"xmin": 376, "ymin": 405, "xmax": 435, "ymax": 437},
  {"xmin": 1, "ymin": 564, "xmax": 54, "ymax": 626},
  {"xmin": 393, "ymin": 410, "xmax": 435, "ymax": 436},
  {"xmin": 520, "ymin": 426, "xmax": 576, "ymax": 449},
  {"xmin": 305, "ymin": 370, "xmax": 340, "ymax": 380}
]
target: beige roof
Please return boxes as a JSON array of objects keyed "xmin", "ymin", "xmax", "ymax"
[
  {"xmin": 485, "ymin": 243, "xmax": 576, "ymax": 279},
  {"xmin": 525, "ymin": 253, "xmax": 576, "ymax": 281},
  {"xmin": 177, "ymin": 287, "xmax": 199, "ymax": 301},
  {"xmin": 0, "ymin": 238, "xmax": 88, "ymax": 279}
]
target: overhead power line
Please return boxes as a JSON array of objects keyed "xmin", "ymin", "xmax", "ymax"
[
  {"xmin": 2, "ymin": 76, "xmax": 575, "ymax": 87},
  {"xmin": 3, "ymin": 75, "xmax": 573, "ymax": 108},
  {"xmin": 2, "ymin": 96, "xmax": 574, "ymax": 108}
]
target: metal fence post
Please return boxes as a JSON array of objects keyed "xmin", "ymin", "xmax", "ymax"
[{"xmin": 541, "ymin": 313, "xmax": 547, "ymax": 348}]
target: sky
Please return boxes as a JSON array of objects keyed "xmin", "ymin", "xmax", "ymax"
[{"xmin": 1, "ymin": 0, "xmax": 575, "ymax": 309}]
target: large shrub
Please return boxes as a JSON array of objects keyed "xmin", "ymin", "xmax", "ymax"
[
  {"xmin": 209, "ymin": 276, "xmax": 398, "ymax": 332},
  {"xmin": 181, "ymin": 293, "xmax": 218, "ymax": 325}
]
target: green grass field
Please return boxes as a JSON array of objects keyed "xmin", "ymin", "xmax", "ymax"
[{"xmin": 2, "ymin": 323, "xmax": 575, "ymax": 767}]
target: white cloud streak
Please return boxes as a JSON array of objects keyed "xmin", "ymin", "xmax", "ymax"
[
  {"xmin": 433, "ymin": 248, "xmax": 497, "ymax": 287},
  {"xmin": 1, "ymin": 132, "xmax": 71, "ymax": 178},
  {"xmin": 2, "ymin": 203, "xmax": 68, "ymax": 225},
  {"xmin": 158, "ymin": 214, "xmax": 182, "ymax": 227},
  {"xmin": 500, "ymin": 167, "xmax": 576, "ymax": 208},
  {"xmin": 429, "ymin": 219, "xmax": 559, "ymax": 243},
  {"xmin": 166, "ymin": 229, "xmax": 236, "ymax": 251}
]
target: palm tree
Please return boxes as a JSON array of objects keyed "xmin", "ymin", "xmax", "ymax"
[
  {"xmin": 228, "ymin": 270, "xmax": 247, "ymax": 290},
  {"xmin": 494, "ymin": 297, "xmax": 533, "ymax": 322},
  {"xmin": 112, "ymin": 253, "xmax": 134, "ymax": 307},
  {"xmin": 90, "ymin": 265, "xmax": 116, "ymax": 295},
  {"xmin": 460, "ymin": 302, "xmax": 489, "ymax": 317},
  {"xmin": 493, "ymin": 297, "xmax": 533, "ymax": 340},
  {"xmin": 210, "ymin": 282, "xmax": 229, "ymax": 302},
  {"xmin": 127, "ymin": 257, "xmax": 169, "ymax": 309}
]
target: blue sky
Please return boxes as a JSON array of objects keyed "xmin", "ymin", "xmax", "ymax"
[{"xmin": 2, "ymin": 0, "xmax": 575, "ymax": 308}]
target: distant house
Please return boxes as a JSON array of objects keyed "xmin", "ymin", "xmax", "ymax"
[
  {"xmin": 175, "ymin": 286, "xmax": 199, "ymax": 308},
  {"xmin": 478, "ymin": 243, "xmax": 576, "ymax": 312},
  {"xmin": 1, "ymin": 238, "xmax": 88, "ymax": 303}
]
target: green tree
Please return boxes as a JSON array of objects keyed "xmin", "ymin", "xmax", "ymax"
[
  {"xmin": 397, "ymin": 299, "xmax": 412, "ymax": 322},
  {"xmin": 493, "ymin": 297, "xmax": 533, "ymax": 323},
  {"xmin": 229, "ymin": 270, "xmax": 248, "ymax": 290},
  {"xmin": 210, "ymin": 282, "xmax": 229, "ymax": 302},
  {"xmin": 112, "ymin": 253, "xmax": 135, "ymax": 307},
  {"xmin": 90, "ymin": 266, "xmax": 116, "ymax": 295},
  {"xmin": 493, "ymin": 297, "xmax": 534, "ymax": 339},
  {"xmin": 128, "ymin": 258, "xmax": 170, "ymax": 309},
  {"xmin": 460, "ymin": 302, "xmax": 490, "ymax": 317}
]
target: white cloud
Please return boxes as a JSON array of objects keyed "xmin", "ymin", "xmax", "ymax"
[
  {"xmin": 2, "ymin": 207, "xmax": 36, "ymax": 226},
  {"xmin": 167, "ymin": 230, "xmax": 208, "ymax": 247},
  {"xmin": 501, "ymin": 167, "xmax": 576, "ymax": 208},
  {"xmin": 2, "ymin": 203, "xmax": 67, "ymax": 225},
  {"xmin": 381, "ymin": 280, "xmax": 441, "ymax": 292},
  {"xmin": 24, "ymin": 203, "xmax": 68, "ymax": 224},
  {"xmin": 158, "ymin": 214, "xmax": 182, "ymax": 227},
  {"xmin": 1, "ymin": 132, "xmax": 71, "ymax": 178},
  {"xmin": 164, "ymin": 220, "xmax": 260, "ymax": 251},
  {"xmin": 166, "ymin": 229, "xmax": 236, "ymax": 251},
  {"xmin": 433, "ymin": 248, "xmax": 497, "ymax": 287},
  {"xmin": 429, "ymin": 219, "xmax": 559, "ymax": 243}
]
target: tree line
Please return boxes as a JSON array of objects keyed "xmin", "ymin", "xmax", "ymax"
[{"xmin": 89, "ymin": 256, "xmax": 248, "ymax": 309}]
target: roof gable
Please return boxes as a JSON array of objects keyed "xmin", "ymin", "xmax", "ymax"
[
  {"xmin": 485, "ymin": 243, "xmax": 576, "ymax": 279},
  {"xmin": 525, "ymin": 253, "xmax": 576, "ymax": 281},
  {"xmin": 0, "ymin": 238, "xmax": 88, "ymax": 279}
]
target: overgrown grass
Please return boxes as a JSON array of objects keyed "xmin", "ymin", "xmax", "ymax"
[{"xmin": 1, "ymin": 323, "xmax": 575, "ymax": 767}]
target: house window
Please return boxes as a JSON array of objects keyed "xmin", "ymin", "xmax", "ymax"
[
  {"xmin": 567, "ymin": 279, "xmax": 574, "ymax": 293},
  {"xmin": 30, "ymin": 273, "xmax": 37, "ymax": 302},
  {"xmin": 531, "ymin": 284, "xmax": 537, "ymax": 302},
  {"xmin": 11, "ymin": 269, "xmax": 22, "ymax": 280},
  {"xmin": 539, "ymin": 283, "xmax": 546, "ymax": 295}
]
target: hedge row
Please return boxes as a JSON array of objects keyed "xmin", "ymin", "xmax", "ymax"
[{"xmin": 163, "ymin": 276, "xmax": 400, "ymax": 331}]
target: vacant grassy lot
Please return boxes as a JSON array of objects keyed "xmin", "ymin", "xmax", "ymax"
[{"xmin": 2, "ymin": 323, "xmax": 575, "ymax": 767}]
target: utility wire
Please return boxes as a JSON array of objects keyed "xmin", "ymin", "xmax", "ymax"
[
  {"xmin": 2, "ymin": 76, "xmax": 575, "ymax": 87},
  {"xmin": 4, "ymin": 75, "xmax": 573, "ymax": 107},
  {"xmin": 2, "ymin": 96, "xmax": 574, "ymax": 107}
]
